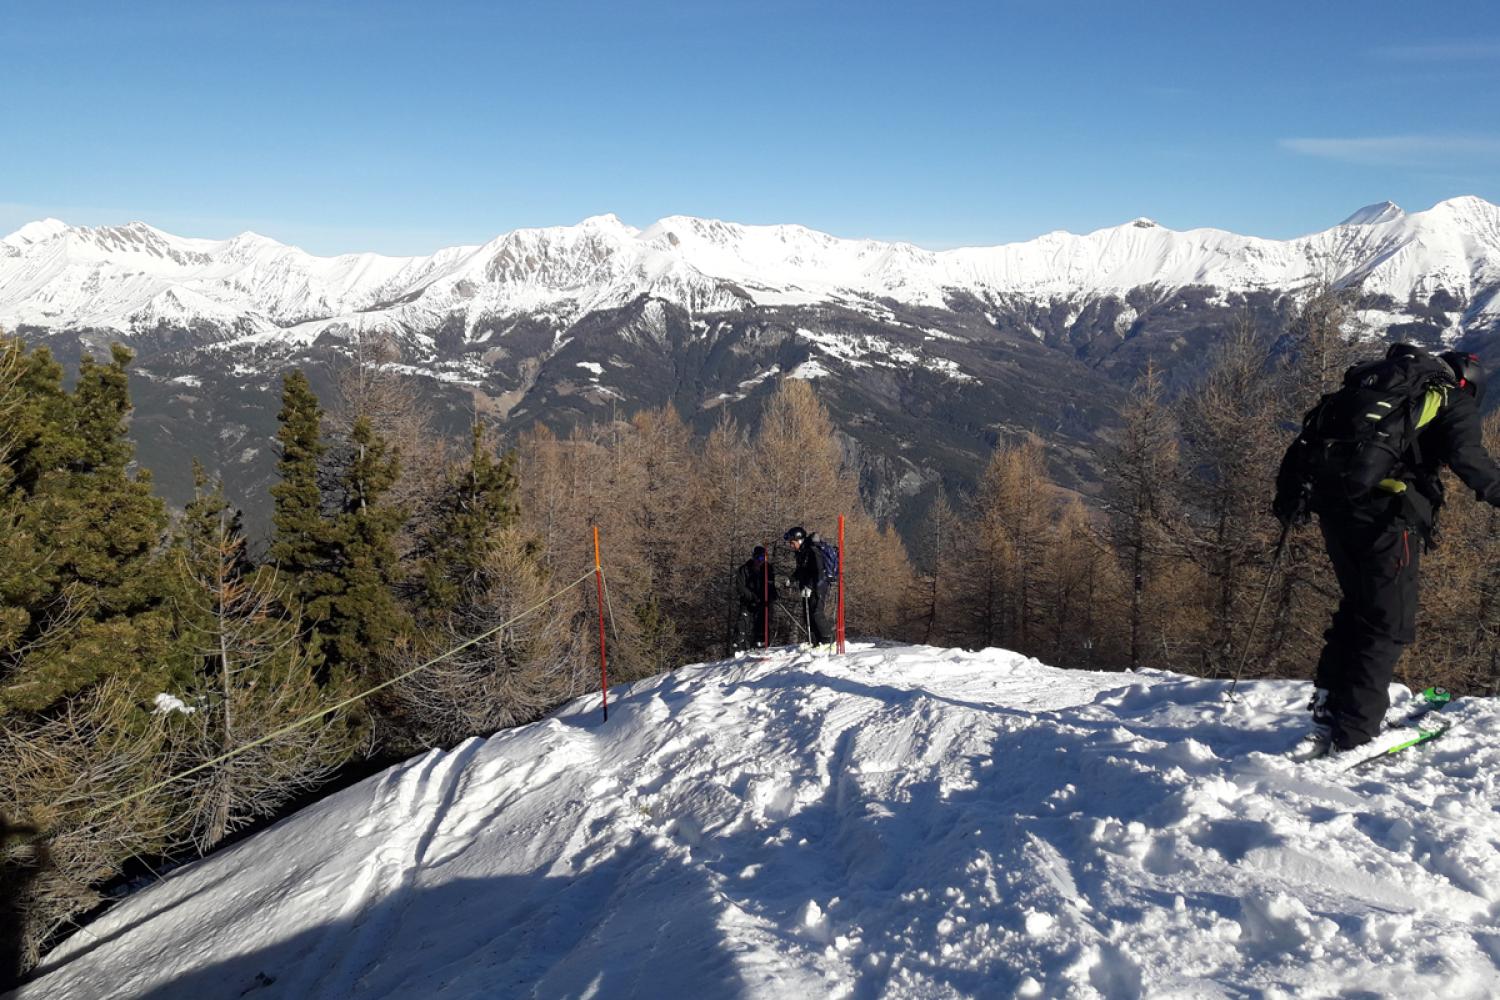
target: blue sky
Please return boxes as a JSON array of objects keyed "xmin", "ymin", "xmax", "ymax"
[{"xmin": 3, "ymin": 0, "xmax": 1498, "ymax": 255}]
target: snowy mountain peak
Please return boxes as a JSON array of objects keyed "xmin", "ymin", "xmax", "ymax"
[
  {"xmin": 1340, "ymin": 201, "xmax": 1405, "ymax": 226},
  {"xmin": 1434, "ymin": 194, "xmax": 1493, "ymax": 212},
  {"xmin": 1, "ymin": 217, "xmax": 70, "ymax": 247},
  {"xmin": 575, "ymin": 212, "xmax": 636, "ymax": 234},
  {"xmin": 2, "ymin": 195, "xmax": 1499, "ymax": 340},
  {"xmin": 1426, "ymin": 194, "xmax": 1500, "ymax": 227},
  {"xmin": 224, "ymin": 230, "xmax": 284, "ymax": 249}
]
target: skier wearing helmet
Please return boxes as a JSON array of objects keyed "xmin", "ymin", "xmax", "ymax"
[{"xmin": 783, "ymin": 526, "xmax": 835, "ymax": 651}]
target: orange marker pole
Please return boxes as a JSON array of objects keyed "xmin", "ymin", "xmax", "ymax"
[
  {"xmin": 836, "ymin": 515, "xmax": 846, "ymax": 654},
  {"xmin": 594, "ymin": 525, "xmax": 609, "ymax": 722}
]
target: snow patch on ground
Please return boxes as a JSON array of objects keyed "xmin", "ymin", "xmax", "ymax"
[
  {"xmin": 739, "ymin": 365, "xmax": 781, "ymax": 390},
  {"xmin": 788, "ymin": 358, "xmax": 832, "ymax": 380},
  {"xmin": 707, "ymin": 365, "xmax": 784, "ymax": 407},
  {"xmin": 920, "ymin": 326, "xmax": 963, "ymax": 342},
  {"xmin": 25, "ymin": 645, "xmax": 1500, "ymax": 999},
  {"xmin": 794, "ymin": 327, "xmax": 974, "ymax": 382},
  {"xmin": 380, "ymin": 360, "xmax": 488, "ymax": 386},
  {"xmin": 796, "ymin": 327, "xmax": 875, "ymax": 368},
  {"xmin": 151, "ymin": 693, "xmax": 195, "ymax": 716},
  {"xmin": 924, "ymin": 357, "xmax": 978, "ymax": 383}
]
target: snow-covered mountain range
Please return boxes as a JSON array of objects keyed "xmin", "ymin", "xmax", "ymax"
[
  {"xmin": 21, "ymin": 643, "xmax": 1500, "ymax": 998},
  {"xmin": 3, "ymin": 196, "xmax": 1499, "ymax": 343},
  {"xmin": 5, "ymin": 198, "xmax": 1498, "ymax": 541}
]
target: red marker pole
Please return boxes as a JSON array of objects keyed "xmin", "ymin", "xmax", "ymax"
[
  {"xmin": 594, "ymin": 525, "xmax": 609, "ymax": 722},
  {"xmin": 836, "ymin": 515, "xmax": 846, "ymax": 654},
  {"xmin": 762, "ymin": 544, "xmax": 770, "ymax": 648}
]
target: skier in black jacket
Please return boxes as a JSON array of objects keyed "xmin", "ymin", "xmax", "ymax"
[
  {"xmin": 783, "ymin": 526, "xmax": 834, "ymax": 649},
  {"xmin": 1273, "ymin": 346, "xmax": 1500, "ymax": 758},
  {"xmin": 732, "ymin": 546, "xmax": 773, "ymax": 652}
]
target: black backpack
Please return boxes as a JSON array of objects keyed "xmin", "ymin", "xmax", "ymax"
[{"xmin": 1296, "ymin": 346, "xmax": 1453, "ymax": 507}]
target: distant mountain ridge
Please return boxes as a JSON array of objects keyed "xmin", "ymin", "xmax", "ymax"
[
  {"xmin": 4, "ymin": 198, "xmax": 1498, "ymax": 543},
  {"xmin": 4, "ymin": 196, "xmax": 1499, "ymax": 345}
]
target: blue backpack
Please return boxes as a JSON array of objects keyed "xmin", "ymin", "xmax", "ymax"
[{"xmin": 814, "ymin": 538, "xmax": 839, "ymax": 587}]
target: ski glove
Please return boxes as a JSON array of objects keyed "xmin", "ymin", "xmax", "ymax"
[
  {"xmin": 1271, "ymin": 493, "xmax": 1309, "ymax": 528},
  {"xmin": 801, "ymin": 587, "xmax": 813, "ymax": 599}
]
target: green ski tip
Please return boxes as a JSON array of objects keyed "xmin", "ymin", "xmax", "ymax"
[{"xmin": 1383, "ymin": 726, "xmax": 1447, "ymax": 756}]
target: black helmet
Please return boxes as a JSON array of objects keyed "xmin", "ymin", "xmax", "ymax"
[
  {"xmin": 783, "ymin": 526, "xmax": 806, "ymax": 543},
  {"xmin": 1440, "ymin": 351, "xmax": 1486, "ymax": 402},
  {"xmin": 752, "ymin": 545, "xmax": 766, "ymax": 562}
]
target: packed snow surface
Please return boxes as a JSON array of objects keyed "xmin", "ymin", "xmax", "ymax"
[{"xmin": 22, "ymin": 644, "xmax": 1500, "ymax": 999}]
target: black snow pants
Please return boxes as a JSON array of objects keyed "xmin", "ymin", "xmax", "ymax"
[
  {"xmin": 1314, "ymin": 514, "xmax": 1420, "ymax": 749},
  {"xmin": 803, "ymin": 586, "xmax": 833, "ymax": 645},
  {"xmin": 733, "ymin": 603, "xmax": 769, "ymax": 651}
]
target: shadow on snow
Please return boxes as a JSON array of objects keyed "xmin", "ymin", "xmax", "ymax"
[{"xmin": 32, "ymin": 663, "xmax": 1332, "ymax": 999}]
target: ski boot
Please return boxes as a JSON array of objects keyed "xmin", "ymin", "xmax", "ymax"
[{"xmin": 1287, "ymin": 726, "xmax": 1332, "ymax": 762}]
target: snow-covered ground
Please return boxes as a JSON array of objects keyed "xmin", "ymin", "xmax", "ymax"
[{"xmin": 19, "ymin": 644, "xmax": 1500, "ymax": 999}]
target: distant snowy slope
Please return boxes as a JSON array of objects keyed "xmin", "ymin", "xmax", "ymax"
[
  {"xmin": 4, "ymin": 197, "xmax": 1499, "ymax": 341},
  {"xmin": 21, "ymin": 644, "xmax": 1500, "ymax": 999}
]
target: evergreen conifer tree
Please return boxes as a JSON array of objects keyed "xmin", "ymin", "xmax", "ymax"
[
  {"xmin": 0, "ymin": 341, "xmax": 176, "ymax": 712},
  {"xmin": 393, "ymin": 423, "xmax": 570, "ymax": 746},
  {"xmin": 268, "ymin": 374, "xmax": 408, "ymax": 680},
  {"xmin": 268, "ymin": 371, "xmax": 327, "ymax": 588},
  {"xmin": 178, "ymin": 461, "xmax": 253, "ymax": 587},
  {"xmin": 0, "ymin": 337, "xmax": 40, "ymax": 666},
  {"xmin": 315, "ymin": 416, "xmax": 409, "ymax": 677},
  {"xmin": 413, "ymin": 424, "xmax": 521, "ymax": 614},
  {"xmin": 1, "ymin": 336, "xmax": 184, "ymax": 975},
  {"xmin": 168, "ymin": 467, "xmax": 355, "ymax": 851}
]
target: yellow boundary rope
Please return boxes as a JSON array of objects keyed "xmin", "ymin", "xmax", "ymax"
[{"xmin": 55, "ymin": 568, "xmax": 600, "ymax": 835}]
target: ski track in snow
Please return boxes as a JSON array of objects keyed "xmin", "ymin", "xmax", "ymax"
[{"xmin": 19, "ymin": 643, "xmax": 1500, "ymax": 999}]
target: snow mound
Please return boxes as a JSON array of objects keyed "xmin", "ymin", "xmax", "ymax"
[{"xmin": 22, "ymin": 644, "xmax": 1500, "ymax": 999}]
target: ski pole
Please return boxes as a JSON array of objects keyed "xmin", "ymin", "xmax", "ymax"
[
  {"xmin": 778, "ymin": 601, "xmax": 809, "ymax": 639},
  {"xmin": 804, "ymin": 592, "xmax": 812, "ymax": 645},
  {"xmin": 775, "ymin": 598, "xmax": 810, "ymax": 640},
  {"xmin": 1227, "ymin": 515, "xmax": 1296, "ymax": 700},
  {"xmin": 726, "ymin": 560, "xmax": 735, "ymax": 658}
]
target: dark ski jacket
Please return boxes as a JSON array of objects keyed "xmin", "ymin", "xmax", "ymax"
[
  {"xmin": 790, "ymin": 533, "xmax": 830, "ymax": 592},
  {"xmin": 735, "ymin": 558, "xmax": 773, "ymax": 608},
  {"xmin": 1276, "ymin": 383, "xmax": 1500, "ymax": 532}
]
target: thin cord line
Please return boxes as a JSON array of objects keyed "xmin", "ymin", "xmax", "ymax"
[{"xmin": 26, "ymin": 569, "xmax": 598, "ymax": 844}]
